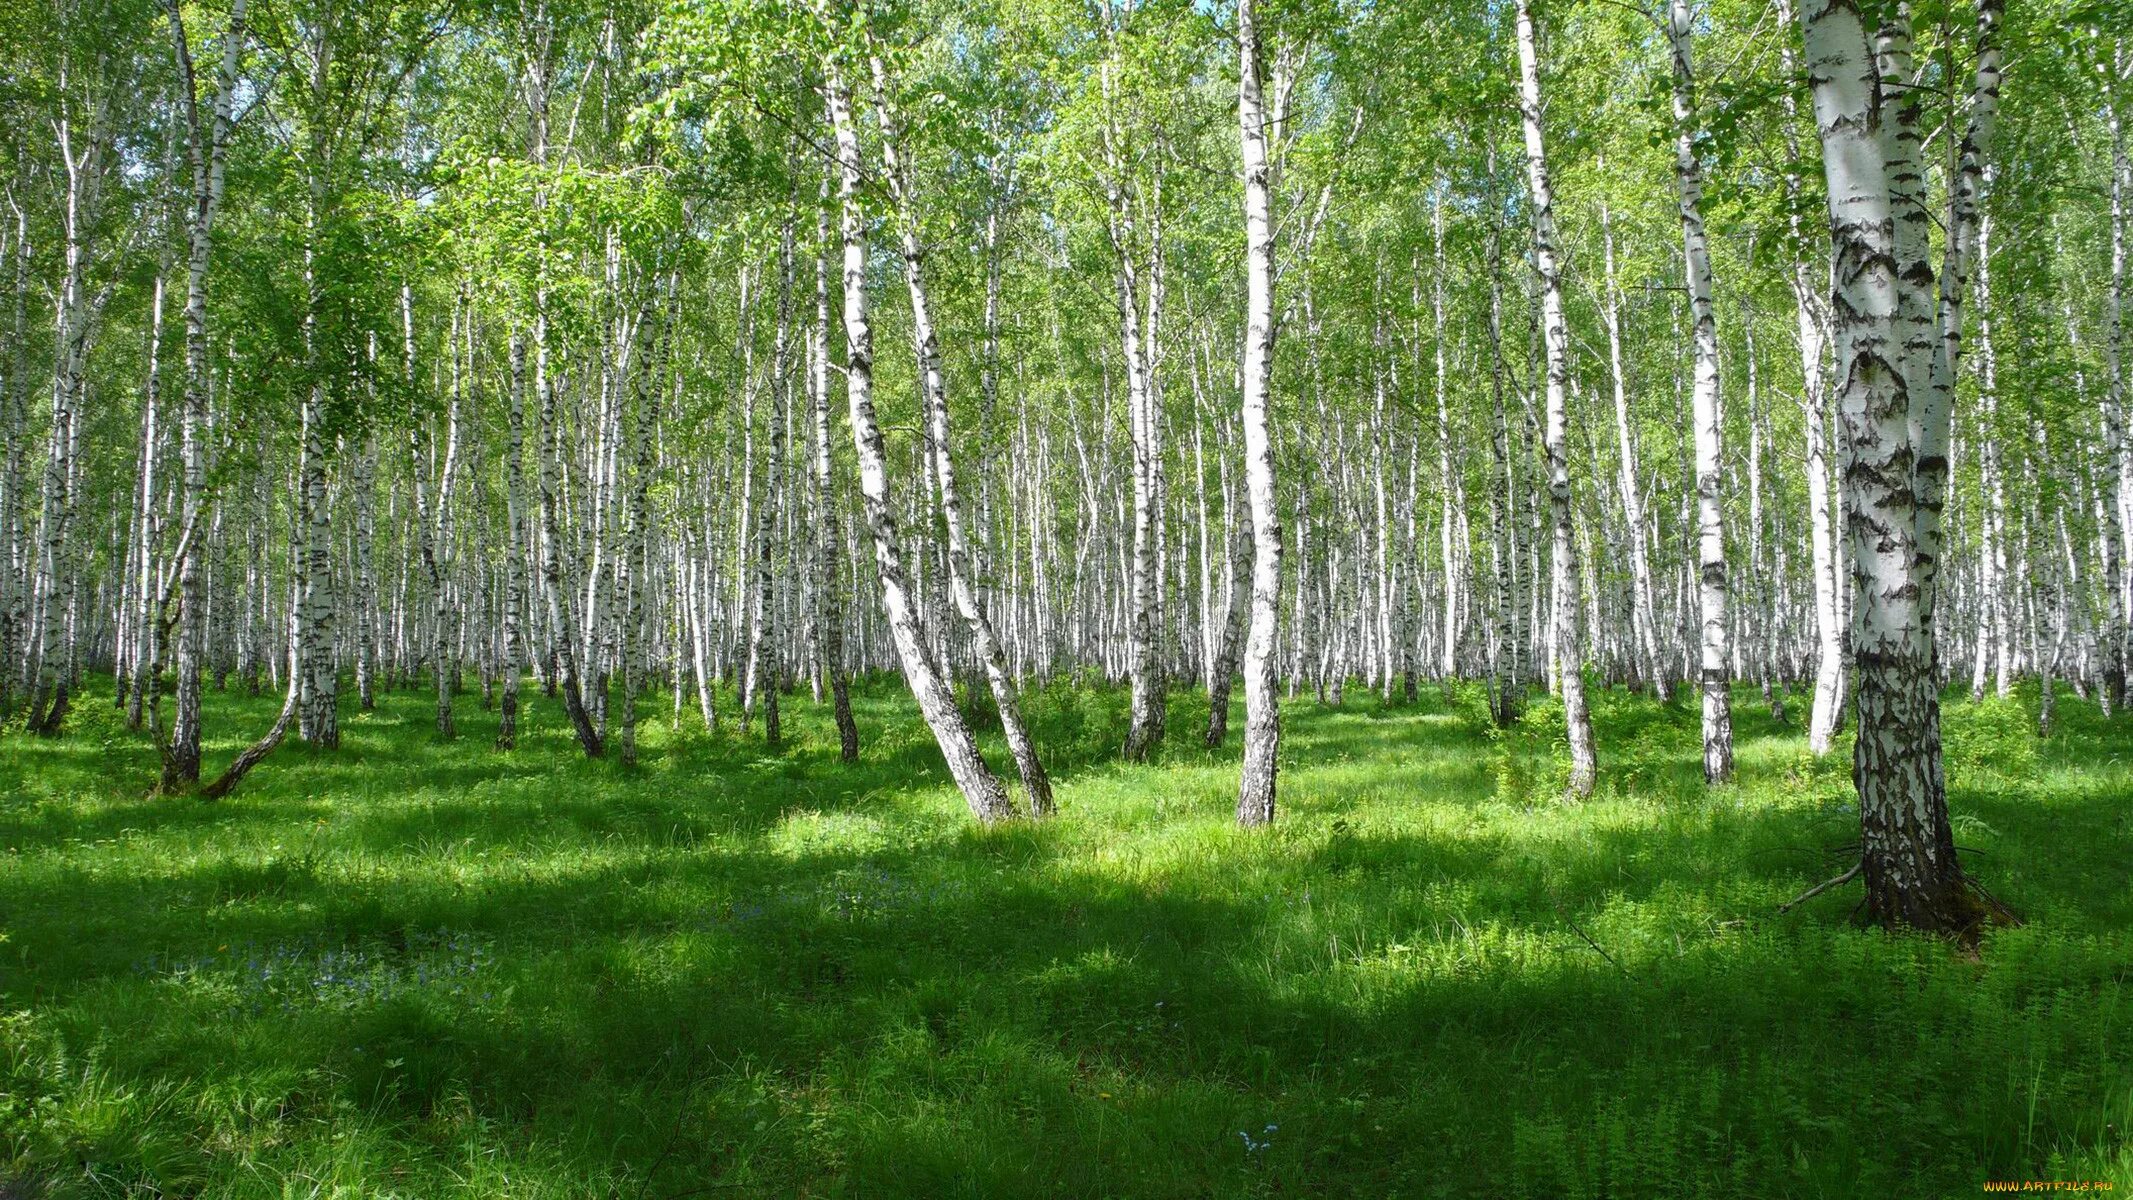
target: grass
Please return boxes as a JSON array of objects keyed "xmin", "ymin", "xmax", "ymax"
[{"xmin": 1, "ymin": 672, "xmax": 2129, "ymax": 1198}]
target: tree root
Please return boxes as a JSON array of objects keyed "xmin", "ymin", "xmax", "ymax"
[{"xmin": 1778, "ymin": 859, "xmax": 2024, "ymax": 939}]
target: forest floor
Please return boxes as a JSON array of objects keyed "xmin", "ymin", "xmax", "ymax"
[{"xmin": 1, "ymin": 674, "xmax": 2129, "ymax": 1198}]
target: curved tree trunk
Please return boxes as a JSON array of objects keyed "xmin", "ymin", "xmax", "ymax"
[
  {"xmin": 871, "ymin": 52, "xmax": 1052, "ymax": 815},
  {"xmin": 826, "ymin": 52, "xmax": 1014, "ymax": 823}
]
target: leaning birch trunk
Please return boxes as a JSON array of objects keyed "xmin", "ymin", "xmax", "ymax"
[
  {"xmin": 1795, "ymin": 0, "xmax": 1999, "ymax": 932},
  {"xmin": 200, "ymin": 382, "xmax": 321, "ymax": 800},
  {"xmin": 1235, "ymin": 0, "xmax": 1282, "ymax": 826},
  {"xmin": 201, "ymin": 480, "xmax": 306, "ymax": 801},
  {"xmin": 825, "ymin": 51, "xmax": 1014, "ymax": 823},
  {"xmin": 870, "ymin": 52, "xmax": 1052, "ymax": 815},
  {"xmin": 537, "ymin": 302, "xmax": 603, "ymax": 756},
  {"xmin": 1514, "ymin": 0, "xmax": 1596, "ymax": 797},
  {"xmin": 809, "ymin": 180, "xmax": 858, "ymax": 762},
  {"xmin": 201, "ymin": 626, "xmax": 302, "ymax": 800},
  {"xmin": 1667, "ymin": 0, "xmax": 1732, "ymax": 783},
  {"xmin": 523, "ymin": 31, "xmax": 600, "ymax": 758}
]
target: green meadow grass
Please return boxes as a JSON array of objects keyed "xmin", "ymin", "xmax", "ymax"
[{"xmin": 1, "ymin": 674, "xmax": 2128, "ymax": 1197}]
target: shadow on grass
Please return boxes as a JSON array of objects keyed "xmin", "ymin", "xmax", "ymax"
[{"xmin": 1, "ymin": 676, "xmax": 2130, "ymax": 1197}]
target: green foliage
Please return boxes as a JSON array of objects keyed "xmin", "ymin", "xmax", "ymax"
[{"xmin": 1947, "ymin": 692, "xmax": 2043, "ymax": 798}]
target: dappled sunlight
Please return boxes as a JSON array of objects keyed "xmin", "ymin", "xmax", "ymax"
[{"xmin": 2, "ymin": 678, "xmax": 2130, "ymax": 1195}]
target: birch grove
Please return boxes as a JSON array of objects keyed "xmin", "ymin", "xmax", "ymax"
[{"xmin": 0, "ymin": 0, "xmax": 2119, "ymax": 934}]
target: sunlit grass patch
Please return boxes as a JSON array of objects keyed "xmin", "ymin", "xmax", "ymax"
[{"xmin": 1, "ymin": 676, "xmax": 2128, "ymax": 1197}]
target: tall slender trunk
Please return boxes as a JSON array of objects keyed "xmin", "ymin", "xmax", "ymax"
[
  {"xmin": 810, "ymin": 177, "xmax": 857, "ymax": 762},
  {"xmin": 1486, "ymin": 141, "xmax": 1522, "ymax": 729},
  {"xmin": 126, "ymin": 275, "xmax": 164, "ymax": 730},
  {"xmin": 498, "ymin": 333, "xmax": 530, "ymax": 748},
  {"xmin": 523, "ymin": 12, "xmax": 599, "ymax": 757},
  {"xmin": 1776, "ymin": 0, "xmax": 1846, "ymax": 752},
  {"xmin": 2105, "ymin": 69, "xmax": 2130, "ymax": 710},
  {"xmin": 292, "ymin": 31, "xmax": 338, "ymax": 751},
  {"xmin": 25, "ymin": 98, "xmax": 105, "ymax": 736},
  {"xmin": 1514, "ymin": 0, "xmax": 1595, "ymax": 797},
  {"xmin": 1235, "ymin": 0, "xmax": 1282, "ymax": 826},
  {"xmin": 1972, "ymin": 193, "xmax": 2013, "ymax": 700},
  {"xmin": 1667, "ymin": 0, "xmax": 1732, "ymax": 782},
  {"xmin": 1432, "ymin": 193, "xmax": 1461, "ymax": 689},
  {"xmin": 1111, "ymin": 155, "xmax": 1167, "ymax": 761},
  {"xmin": 1599, "ymin": 188, "xmax": 1664, "ymax": 698},
  {"xmin": 0, "ymin": 194, "xmax": 28, "ymax": 718},
  {"xmin": 406, "ymin": 283, "xmax": 456, "ymax": 738},
  {"xmin": 351, "ymin": 429, "xmax": 377, "ymax": 711},
  {"xmin": 619, "ymin": 290, "xmax": 667, "ymax": 766},
  {"xmin": 745, "ymin": 216, "xmax": 792, "ymax": 749}
]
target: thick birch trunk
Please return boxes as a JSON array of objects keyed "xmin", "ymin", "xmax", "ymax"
[
  {"xmin": 1777, "ymin": 0, "xmax": 1848, "ymax": 752},
  {"xmin": 1797, "ymin": 0, "xmax": 1996, "ymax": 932}
]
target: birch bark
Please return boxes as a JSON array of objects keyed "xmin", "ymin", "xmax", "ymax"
[
  {"xmin": 1667, "ymin": 0, "xmax": 1732, "ymax": 782},
  {"xmin": 825, "ymin": 50, "xmax": 1014, "ymax": 822},
  {"xmin": 1235, "ymin": 0, "xmax": 1282, "ymax": 826},
  {"xmin": 1514, "ymin": 0, "xmax": 1596, "ymax": 796}
]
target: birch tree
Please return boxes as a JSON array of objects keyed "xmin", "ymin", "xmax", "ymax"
[{"xmin": 1514, "ymin": 0, "xmax": 1596, "ymax": 798}]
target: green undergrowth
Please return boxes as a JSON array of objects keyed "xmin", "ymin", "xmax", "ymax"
[{"xmin": 1, "ymin": 674, "xmax": 2128, "ymax": 1197}]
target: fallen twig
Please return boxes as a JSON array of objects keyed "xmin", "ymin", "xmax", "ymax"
[
  {"xmin": 1557, "ymin": 906, "xmax": 1638, "ymax": 981},
  {"xmin": 1780, "ymin": 862, "xmax": 1862, "ymax": 913}
]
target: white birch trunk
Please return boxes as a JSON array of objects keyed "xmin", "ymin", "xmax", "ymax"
[
  {"xmin": 1667, "ymin": 0, "xmax": 1732, "ymax": 782},
  {"xmin": 1515, "ymin": 0, "xmax": 1596, "ymax": 797},
  {"xmin": 825, "ymin": 50, "xmax": 1014, "ymax": 823},
  {"xmin": 1235, "ymin": 0, "xmax": 1282, "ymax": 826}
]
